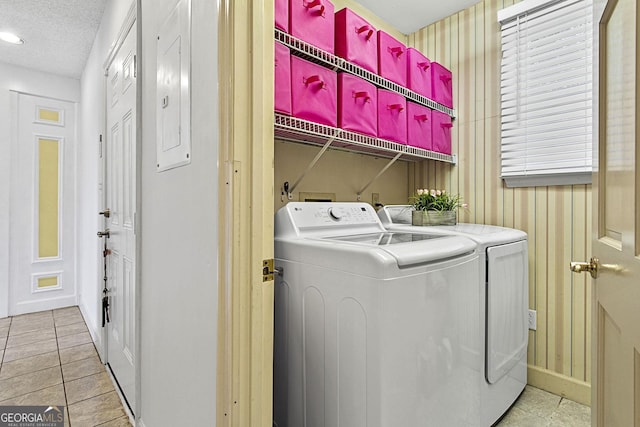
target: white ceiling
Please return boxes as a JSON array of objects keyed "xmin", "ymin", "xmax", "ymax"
[
  {"xmin": 0, "ymin": 0, "xmax": 106, "ymax": 79},
  {"xmin": 0, "ymin": 0, "xmax": 476, "ymax": 79},
  {"xmin": 355, "ymin": 0, "xmax": 482, "ymax": 34}
]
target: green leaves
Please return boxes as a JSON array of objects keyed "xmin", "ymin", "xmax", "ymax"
[{"xmin": 410, "ymin": 189, "xmax": 466, "ymax": 212}]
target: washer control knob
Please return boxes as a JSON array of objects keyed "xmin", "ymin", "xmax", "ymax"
[{"xmin": 328, "ymin": 207, "xmax": 344, "ymax": 221}]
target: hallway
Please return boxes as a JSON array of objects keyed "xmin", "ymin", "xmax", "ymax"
[{"xmin": 0, "ymin": 307, "xmax": 131, "ymax": 426}]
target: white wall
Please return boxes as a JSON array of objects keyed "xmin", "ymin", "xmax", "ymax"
[
  {"xmin": 139, "ymin": 0, "xmax": 219, "ymax": 425},
  {"xmin": 0, "ymin": 62, "xmax": 80, "ymax": 319},
  {"xmin": 78, "ymin": 0, "xmax": 134, "ymax": 350}
]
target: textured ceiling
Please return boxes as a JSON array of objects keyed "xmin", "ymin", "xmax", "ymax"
[
  {"xmin": 355, "ymin": 0, "xmax": 481, "ymax": 34},
  {"xmin": 0, "ymin": 0, "xmax": 474, "ymax": 79},
  {"xmin": 0, "ymin": 0, "xmax": 106, "ymax": 79}
]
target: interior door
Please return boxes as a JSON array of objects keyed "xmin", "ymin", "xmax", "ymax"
[
  {"xmin": 102, "ymin": 23, "xmax": 137, "ymax": 413},
  {"xmin": 9, "ymin": 93, "xmax": 77, "ymax": 315},
  {"xmin": 591, "ymin": 0, "xmax": 640, "ymax": 425}
]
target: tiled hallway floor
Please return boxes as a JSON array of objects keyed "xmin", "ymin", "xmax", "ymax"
[
  {"xmin": 0, "ymin": 307, "xmax": 132, "ymax": 426},
  {"xmin": 496, "ymin": 385, "xmax": 591, "ymax": 426}
]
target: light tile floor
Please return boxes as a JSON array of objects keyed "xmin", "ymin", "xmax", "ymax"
[
  {"xmin": 496, "ymin": 385, "xmax": 591, "ymax": 427},
  {"xmin": 0, "ymin": 307, "xmax": 132, "ymax": 427}
]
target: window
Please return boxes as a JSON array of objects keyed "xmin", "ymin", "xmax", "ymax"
[{"xmin": 498, "ymin": 0, "xmax": 593, "ymax": 187}]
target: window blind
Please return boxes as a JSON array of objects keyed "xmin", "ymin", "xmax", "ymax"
[{"xmin": 498, "ymin": 0, "xmax": 593, "ymax": 187}]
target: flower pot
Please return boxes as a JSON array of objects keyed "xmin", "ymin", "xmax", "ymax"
[{"xmin": 412, "ymin": 210, "xmax": 456, "ymax": 226}]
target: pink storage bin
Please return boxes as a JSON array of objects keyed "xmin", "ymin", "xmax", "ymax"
[
  {"xmin": 338, "ymin": 73, "xmax": 377, "ymax": 137},
  {"xmin": 407, "ymin": 48, "xmax": 432, "ymax": 99},
  {"xmin": 290, "ymin": 0, "xmax": 335, "ymax": 53},
  {"xmin": 377, "ymin": 89, "xmax": 407, "ymax": 144},
  {"xmin": 407, "ymin": 102, "xmax": 432, "ymax": 150},
  {"xmin": 335, "ymin": 8, "xmax": 378, "ymax": 74},
  {"xmin": 431, "ymin": 62, "xmax": 453, "ymax": 108},
  {"xmin": 377, "ymin": 31, "xmax": 407, "ymax": 87},
  {"xmin": 275, "ymin": 0, "xmax": 288, "ymax": 32},
  {"xmin": 275, "ymin": 41, "xmax": 292, "ymax": 115},
  {"xmin": 291, "ymin": 56, "xmax": 337, "ymax": 127},
  {"xmin": 432, "ymin": 110, "xmax": 453, "ymax": 154}
]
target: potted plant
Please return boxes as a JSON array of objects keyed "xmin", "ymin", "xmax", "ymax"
[{"xmin": 410, "ymin": 189, "xmax": 467, "ymax": 226}]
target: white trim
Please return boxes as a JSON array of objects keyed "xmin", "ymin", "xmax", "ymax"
[
  {"xmin": 134, "ymin": 1, "xmax": 142, "ymax": 420},
  {"xmin": 12, "ymin": 295, "xmax": 77, "ymax": 316},
  {"xmin": 498, "ymin": 0, "xmax": 562, "ymax": 23},
  {"xmin": 32, "ymin": 135, "xmax": 64, "ymax": 263},
  {"xmin": 0, "ymin": 93, "xmax": 19, "ymax": 319},
  {"xmin": 31, "ymin": 271, "xmax": 63, "ymax": 293},
  {"xmin": 34, "ymin": 105, "xmax": 65, "ymax": 127},
  {"xmin": 103, "ymin": 1, "xmax": 137, "ymax": 73},
  {"xmin": 79, "ymin": 299, "xmax": 103, "ymax": 358}
]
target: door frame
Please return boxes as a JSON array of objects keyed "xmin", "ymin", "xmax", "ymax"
[
  {"xmin": 99, "ymin": 0, "xmax": 141, "ymax": 417},
  {"xmin": 217, "ymin": 0, "xmax": 275, "ymax": 425}
]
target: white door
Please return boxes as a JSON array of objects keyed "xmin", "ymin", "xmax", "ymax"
[
  {"xmin": 9, "ymin": 93, "xmax": 77, "ymax": 315},
  {"xmin": 102, "ymin": 24, "xmax": 137, "ymax": 413},
  {"xmin": 585, "ymin": 0, "xmax": 640, "ymax": 425}
]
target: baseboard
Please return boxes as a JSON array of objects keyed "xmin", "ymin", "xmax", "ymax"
[
  {"xmin": 12, "ymin": 295, "xmax": 77, "ymax": 316},
  {"xmin": 78, "ymin": 301, "xmax": 103, "ymax": 357},
  {"xmin": 527, "ymin": 365, "xmax": 591, "ymax": 406}
]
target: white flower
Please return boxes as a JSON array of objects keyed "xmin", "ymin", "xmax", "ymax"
[
  {"xmin": 430, "ymin": 189, "xmax": 436, "ymax": 197},
  {"xmin": 462, "ymin": 203, "xmax": 469, "ymax": 209},
  {"xmin": 436, "ymin": 190, "xmax": 442, "ymax": 196},
  {"xmin": 417, "ymin": 189, "xmax": 424, "ymax": 195}
]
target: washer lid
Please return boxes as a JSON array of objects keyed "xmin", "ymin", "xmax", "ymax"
[
  {"xmin": 327, "ymin": 231, "xmax": 444, "ymax": 245},
  {"xmin": 319, "ymin": 232, "xmax": 475, "ymax": 266}
]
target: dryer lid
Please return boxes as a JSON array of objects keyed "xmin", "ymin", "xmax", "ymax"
[{"xmin": 378, "ymin": 205, "xmax": 528, "ymax": 245}]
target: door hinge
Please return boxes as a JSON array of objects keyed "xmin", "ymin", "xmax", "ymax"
[{"xmin": 262, "ymin": 259, "xmax": 280, "ymax": 282}]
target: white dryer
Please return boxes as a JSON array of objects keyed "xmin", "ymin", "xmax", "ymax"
[
  {"xmin": 273, "ymin": 202, "xmax": 483, "ymax": 427},
  {"xmin": 378, "ymin": 205, "xmax": 529, "ymax": 426}
]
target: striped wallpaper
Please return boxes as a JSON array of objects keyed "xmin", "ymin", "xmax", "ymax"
[{"xmin": 408, "ymin": 0, "xmax": 592, "ymax": 403}]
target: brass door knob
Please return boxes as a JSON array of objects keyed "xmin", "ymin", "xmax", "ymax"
[
  {"xmin": 570, "ymin": 257, "xmax": 599, "ymax": 278},
  {"xmin": 99, "ymin": 209, "xmax": 111, "ymax": 218},
  {"xmin": 97, "ymin": 229, "xmax": 111, "ymax": 238}
]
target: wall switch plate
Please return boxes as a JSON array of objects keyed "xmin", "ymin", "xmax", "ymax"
[{"xmin": 528, "ymin": 309, "xmax": 537, "ymax": 330}]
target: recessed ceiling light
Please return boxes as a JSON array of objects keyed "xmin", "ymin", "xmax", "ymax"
[{"xmin": 0, "ymin": 32, "xmax": 24, "ymax": 45}]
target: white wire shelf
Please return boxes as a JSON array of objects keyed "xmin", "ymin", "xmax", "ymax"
[
  {"xmin": 274, "ymin": 113, "xmax": 456, "ymax": 164},
  {"xmin": 275, "ymin": 28, "xmax": 456, "ymax": 119}
]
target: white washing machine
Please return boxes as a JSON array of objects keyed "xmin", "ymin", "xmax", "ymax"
[
  {"xmin": 377, "ymin": 205, "xmax": 529, "ymax": 426},
  {"xmin": 273, "ymin": 202, "xmax": 483, "ymax": 427}
]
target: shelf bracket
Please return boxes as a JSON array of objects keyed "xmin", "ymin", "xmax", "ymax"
[
  {"xmin": 356, "ymin": 151, "xmax": 404, "ymax": 200},
  {"xmin": 285, "ymin": 129, "xmax": 342, "ymax": 199}
]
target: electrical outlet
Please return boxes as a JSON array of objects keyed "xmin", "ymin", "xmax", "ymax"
[
  {"xmin": 372, "ymin": 193, "xmax": 380, "ymax": 206},
  {"xmin": 528, "ymin": 309, "xmax": 537, "ymax": 330}
]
